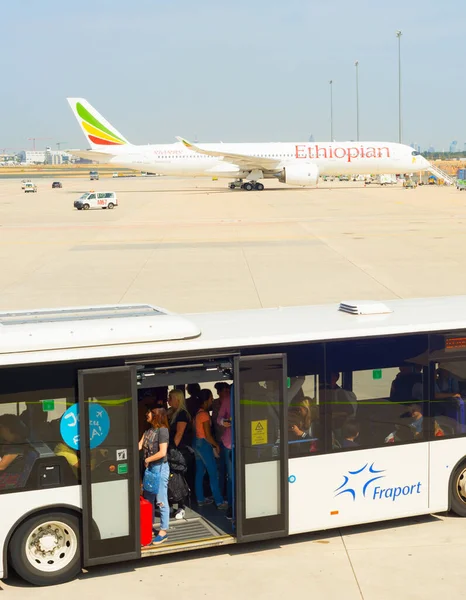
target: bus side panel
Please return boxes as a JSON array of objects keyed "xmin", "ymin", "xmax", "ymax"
[
  {"xmin": 0, "ymin": 486, "xmax": 81, "ymax": 579},
  {"xmin": 288, "ymin": 444, "xmax": 429, "ymax": 535},
  {"xmin": 429, "ymin": 438, "xmax": 466, "ymax": 513}
]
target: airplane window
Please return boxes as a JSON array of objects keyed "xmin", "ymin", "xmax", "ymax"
[{"xmin": 412, "ymin": 151, "xmax": 421, "ymax": 156}]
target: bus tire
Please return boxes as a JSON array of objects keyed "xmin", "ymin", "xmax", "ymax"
[
  {"xmin": 9, "ymin": 510, "xmax": 82, "ymax": 586},
  {"xmin": 450, "ymin": 462, "xmax": 466, "ymax": 517}
]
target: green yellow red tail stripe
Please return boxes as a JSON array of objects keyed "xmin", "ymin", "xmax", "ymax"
[{"xmin": 76, "ymin": 101, "xmax": 126, "ymax": 146}]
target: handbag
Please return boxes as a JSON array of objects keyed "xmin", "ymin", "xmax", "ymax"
[{"xmin": 143, "ymin": 463, "xmax": 161, "ymax": 494}]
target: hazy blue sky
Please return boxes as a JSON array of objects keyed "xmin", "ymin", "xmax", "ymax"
[{"xmin": 0, "ymin": 0, "xmax": 462, "ymax": 150}]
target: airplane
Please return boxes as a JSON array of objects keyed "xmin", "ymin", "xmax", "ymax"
[{"xmin": 67, "ymin": 97, "xmax": 432, "ymax": 191}]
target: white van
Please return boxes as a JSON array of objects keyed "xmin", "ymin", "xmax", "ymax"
[
  {"xmin": 74, "ymin": 191, "xmax": 118, "ymax": 210},
  {"xmin": 24, "ymin": 182, "xmax": 37, "ymax": 193}
]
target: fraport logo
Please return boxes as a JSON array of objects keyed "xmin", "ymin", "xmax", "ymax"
[{"xmin": 334, "ymin": 462, "xmax": 422, "ymax": 502}]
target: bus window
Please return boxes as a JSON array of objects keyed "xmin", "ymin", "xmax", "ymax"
[
  {"xmin": 287, "ymin": 376, "xmax": 321, "ymax": 457},
  {"xmin": 428, "ymin": 332, "xmax": 466, "ymax": 438},
  {"xmin": 325, "ymin": 334, "xmax": 429, "ymax": 451},
  {"xmin": 286, "ymin": 342, "xmax": 324, "ymax": 457},
  {"xmin": 0, "ymin": 364, "xmax": 78, "ymax": 492}
]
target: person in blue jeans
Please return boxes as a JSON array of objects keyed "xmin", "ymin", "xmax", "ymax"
[
  {"xmin": 140, "ymin": 407, "xmax": 170, "ymax": 544},
  {"xmin": 216, "ymin": 384, "xmax": 233, "ymax": 519},
  {"xmin": 194, "ymin": 389, "xmax": 228, "ymax": 510}
]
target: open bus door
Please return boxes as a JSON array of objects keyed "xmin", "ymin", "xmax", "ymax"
[
  {"xmin": 234, "ymin": 354, "xmax": 288, "ymax": 542},
  {"xmin": 78, "ymin": 367, "xmax": 140, "ymax": 567}
]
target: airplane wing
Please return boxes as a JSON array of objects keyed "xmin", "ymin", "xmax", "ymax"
[
  {"xmin": 66, "ymin": 149, "xmax": 116, "ymax": 163},
  {"xmin": 176, "ymin": 137, "xmax": 282, "ymax": 171}
]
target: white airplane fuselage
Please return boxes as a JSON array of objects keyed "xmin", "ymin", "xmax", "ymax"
[{"xmin": 103, "ymin": 141, "xmax": 429, "ymax": 179}]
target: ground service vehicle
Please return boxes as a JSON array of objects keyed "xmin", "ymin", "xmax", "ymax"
[
  {"xmin": 2, "ymin": 296, "xmax": 466, "ymax": 585},
  {"xmin": 52, "ymin": 181, "xmax": 62, "ymax": 189},
  {"xmin": 89, "ymin": 170, "xmax": 99, "ymax": 181},
  {"xmin": 456, "ymin": 169, "xmax": 466, "ymax": 191},
  {"xmin": 24, "ymin": 182, "xmax": 37, "ymax": 193},
  {"xmin": 74, "ymin": 191, "xmax": 118, "ymax": 210}
]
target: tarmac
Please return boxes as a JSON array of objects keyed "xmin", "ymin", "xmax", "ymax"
[{"xmin": 1, "ymin": 175, "xmax": 466, "ymax": 598}]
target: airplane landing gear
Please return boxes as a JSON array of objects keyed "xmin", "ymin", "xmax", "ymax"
[{"xmin": 228, "ymin": 180, "xmax": 265, "ymax": 191}]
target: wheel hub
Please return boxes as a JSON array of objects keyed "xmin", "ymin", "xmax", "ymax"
[{"xmin": 35, "ymin": 529, "xmax": 60, "ymax": 553}]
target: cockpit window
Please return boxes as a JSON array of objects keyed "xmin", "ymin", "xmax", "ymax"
[{"xmin": 412, "ymin": 150, "xmax": 421, "ymax": 156}]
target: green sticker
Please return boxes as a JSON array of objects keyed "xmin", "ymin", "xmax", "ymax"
[
  {"xmin": 117, "ymin": 463, "xmax": 128, "ymax": 475},
  {"xmin": 42, "ymin": 399, "xmax": 55, "ymax": 412},
  {"xmin": 372, "ymin": 369, "xmax": 382, "ymax": 380},
  {"xmin": 287, "ymin": 377, "xmax": 291, "ymax": 389}
]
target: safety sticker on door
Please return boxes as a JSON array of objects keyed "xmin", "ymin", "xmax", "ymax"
[
  {"xmin": 251, "ymin": 420, "xmax": 267, "ymax": 445},
  {"xmin": 116, "ymin": 449, "xmax": 127, "ymax": 461}
]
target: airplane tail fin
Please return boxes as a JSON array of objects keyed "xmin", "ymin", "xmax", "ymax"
[{"xmin": 67, "ymin": 98, "xmax": 131, "ymax": 150}]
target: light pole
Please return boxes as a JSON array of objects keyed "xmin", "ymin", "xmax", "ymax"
[
  {"xmin": 396, "ymin": 30, "xmax": 402, "ymax": 143},
  {"xmin": 329, "ymin": 80, "xmax": 333, "ymax": 141},
  {"xmin": 355, "ymin": 61, "xmax": 360, "ymax": 141}
]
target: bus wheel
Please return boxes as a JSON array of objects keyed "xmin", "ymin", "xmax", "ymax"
[
  {"xmin": 451, "ymin": 463, "xmax": 466, "ymax": 516},
  {"xmin": 107, "ymin": 202, "xmax": 114, "ymax": 209},
  {"xmin": 83, "ymin": 204, "xmax": 90, "ymax": 210},
  {"xmin": 9, "ymin": 511, "xmax": 81, "ymax": 586}
]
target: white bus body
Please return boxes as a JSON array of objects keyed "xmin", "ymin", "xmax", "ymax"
[{"xmin": 1, "ymin": 297, "xmax": 466, "ymax": 585}]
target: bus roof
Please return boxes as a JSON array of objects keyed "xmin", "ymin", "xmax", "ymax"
[{"xmin": 1, "ymin": 295, "xmax": 466, "ymax": 366}]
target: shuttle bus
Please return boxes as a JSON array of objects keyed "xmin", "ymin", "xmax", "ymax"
[{"xmin": 2, "ymin": 296, "xmax": 466, "ymax": 586}]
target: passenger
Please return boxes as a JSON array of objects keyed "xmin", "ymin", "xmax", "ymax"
[
  {"xmin": 389, "ymin": 364, "xmax": 422, "ymax": 402},
  {"xmin": 213, "ymin": 382, "xmax": 231, "ymax": 496},
  {"xmin": 0, "ymin": 415, "xmax": 29, "ymax": 490},
  {"xmin": 216, "ymin": 384, "xmax": 233, "ymax": 518},
  {"xmin": 193, "ymin": 389, "xmax": 228, "ymax": 510},
  {"xmin": 409, "ymin": 403, "xmax": 424, "ymax": 436},
  {"xmin": 212, "ymin": 382, "xmax": 230, "ymax": 443},
  {"xmin": 186, "ymin": 383, "xmax": 201, "ymax": 419},
  {"xmin": 139, "ymin": 408, "xmax": 170, "ymax": 545},
  {"xmin": 289, "ymin": 397, "xmax": 317, "ymax": 439},
  {"xmin": 138, "ymin": 390, "xmax": 157, "ymax": 480},
  {"xmin": 321, "ymin": 372, "xmax": 356, "ymax": 436},
  {"xmin": 167, "ymin": 389, "xmax": 193, "ymax": 519},
  {"xmin": 0, "ymin": 414, "xmax": 28, "ymax": 473},
  {"xmin": 340, "ymin": 420, "xmax": 360, "ymax": 448},
  {"xmin": 436, "ymin": 368, "xmax": 461, "ymax": 396}
]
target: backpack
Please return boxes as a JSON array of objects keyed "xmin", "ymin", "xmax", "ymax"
[
  {"xmin": 168, "ymin": 472, "xmax": 190, "ymax": 503},
  {"xmin": 168, "ymin": 446, "xmax": 187, "ymax": 474}
]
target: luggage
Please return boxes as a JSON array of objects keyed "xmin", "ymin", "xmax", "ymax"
[
  {"xmin": 168, "ymin": 472, "xmax": 190, "ymax": 504},
  {"xmin": 140, "ymin": 496, "xmax": 153, "ymax": 546}
]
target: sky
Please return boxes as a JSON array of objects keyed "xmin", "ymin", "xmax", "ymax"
[{"xmin": 0, "ymin": 0, "xmax": 463, "ymax": 151}]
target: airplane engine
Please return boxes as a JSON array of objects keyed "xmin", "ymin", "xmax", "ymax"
[{"xmin": 279, "ymin": 163, "xmax": 319, "ymax": 186}]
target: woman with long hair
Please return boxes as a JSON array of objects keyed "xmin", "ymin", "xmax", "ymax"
[
  {"xmin": 167, "ymin": 389, "xmax": 193, "ymax": 519},
  {"xmin": 193, "ymin": 389, "xmax": 228, "ymax": 509},
  {"xmin": 139, "ymin": 407, "xmax": 170, "ymax": 544}
]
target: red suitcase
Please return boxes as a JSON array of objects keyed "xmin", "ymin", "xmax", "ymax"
[{"xmin": 140, "ymin": 496, "xmax": 153, "ymax": 546}]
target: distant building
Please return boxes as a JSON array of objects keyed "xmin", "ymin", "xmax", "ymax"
[
  {"xmin": 18, "ymin": 149, "xmax": 71, "ymax": 164},
  {"xmin": 19, "ymin": 150, "xmax": 47, "ymax": 164},
  {"xmin": 45, "ymin": 149, "xmax": 71, "ymax": 165}
]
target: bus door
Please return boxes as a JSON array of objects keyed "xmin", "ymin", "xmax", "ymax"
[
  {"xmin": 78, "ymin": 367, "xmax": 140, "ymax": 567},
  {"xmin": 234, "ymin": 354, "xmax": 288, "ymax": 542}
]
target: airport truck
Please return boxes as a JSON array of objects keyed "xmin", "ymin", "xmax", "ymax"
[{"xmin": 456, "ymin": 169, "xmax": 466, "ymax": 191}]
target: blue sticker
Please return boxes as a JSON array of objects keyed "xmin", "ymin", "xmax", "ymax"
[
  {"xmin": 288, "ymin": 475, "xmax": 296, "ymax": 484},
  {"xmin": 60, "ymin": 403, "xmax": 110, "ymax": 450}
]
